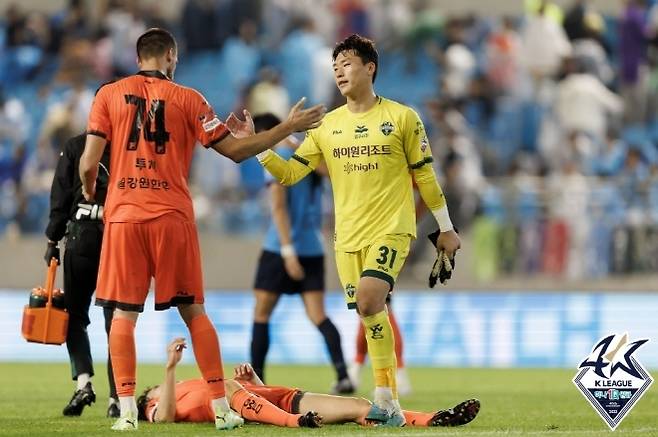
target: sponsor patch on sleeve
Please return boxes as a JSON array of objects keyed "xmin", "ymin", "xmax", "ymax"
[{"xmin": 202, "ymin": 117, "xmax": 221, "ymax": 132}]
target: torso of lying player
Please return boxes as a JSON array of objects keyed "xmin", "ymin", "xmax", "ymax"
[{"xmin": 145, "ymin": 379, "xmax": 303, "ymax": 423}]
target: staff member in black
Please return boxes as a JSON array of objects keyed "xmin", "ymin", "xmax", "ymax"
[{"xmin": 44, "ymin": 132, "xmax": 118, "ymax": 417}]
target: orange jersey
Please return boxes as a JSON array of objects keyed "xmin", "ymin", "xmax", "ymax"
[
  {"xmin": 145, "ymin": 379, "xmax": 301, "ymax": 423},
  {"xmin": 87, "ymin": 71, "xmax": 229, "ymax": 223},
  {"xmin": 146, "ymin": 379, "xmax": 214, "ymax": 423}
]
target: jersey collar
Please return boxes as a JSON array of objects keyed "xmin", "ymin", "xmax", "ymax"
[{"xmin": 136, "ymin": 70, "xmax": 171, "ymax": 81}]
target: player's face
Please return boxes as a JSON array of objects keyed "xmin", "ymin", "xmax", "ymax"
[{"xmin": 333, "ymin": 51, "xmax": 373, "ymax": 97}]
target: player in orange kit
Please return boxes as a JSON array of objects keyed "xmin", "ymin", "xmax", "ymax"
[
  {"xmin": 137, "ymin": 339, "xmax": 480, "ymax": 428},
  {"xmin": 79, "ymin": 27, "xmax": 325, "ymax": 431}
]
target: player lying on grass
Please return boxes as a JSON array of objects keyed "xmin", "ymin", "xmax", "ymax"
[{"xmin": 137, "ymin": 339, "xmax": 480, "ymax": 428}]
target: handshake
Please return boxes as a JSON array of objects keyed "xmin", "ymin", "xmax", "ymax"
[{"xmin": 75, "ymin": 203, "xmax": 103, "ymax": 221}]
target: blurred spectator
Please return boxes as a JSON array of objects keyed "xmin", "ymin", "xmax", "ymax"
[
  {"xmin": 219, "ymin": 19, "xmax": 261, "ymax": 94},
  {"xmin": 0, "ymin": 89, "xmax": 29, "ymax": 157},
  {"xmin": 548, "ymin": 160, "xmax": 590, "ymax": 278},
  {"xmin": 619, "ymin": 0, "xmax": 649, "ymax": 124},
  {"xmin": 103, "ymin": 0, "xmax": 146, "ymax": 77},
  {"xmin": 38, "ymin": 81, "xmax": 93, "ymax": 166},
  {"xmin": 278, "ymin": 16, "xmax": 330, "ymax": 104},
  {"xmin": 49, "ymin": 0, "xmax": 90, "ymax": 53},
  {"xmin": 593, "ymin": 129, "xmax": 627, "ymax": 176},
  {"xmin": 520, "ymin": 2, "xmax": 572, "ymax": 84},
  {"xmin": 246, "ymin": 68, "xmax": 291, "ymax": 121},
  {"xmin": 182, "ymin": 0, "xmax": 222, "ymax": 52},
  {"xmin": 563, "ymin": 0, "xmax": 588, "ymax": 41},
  {"xmin": 335, "ymin": 0, "xmax": 369, "ymax": 40},
  {"xmin": 619, "ymin": 147, "xmax": 650, "ymax": 210},
  {"xmin": 571, "ymin": 17, "xmax": 614, "ymax": 85},
  {"xmin": 555, "ymin": 58, "xmax": 623, "ymax": 141},
  {"xmin": 441, "ymin": 19, "xmax": 476, "ymax": 102},
  {"xmin": 524, "ymin": 0, "xmax": 564, "ymax": 24},
  {"xmin": 485, "ymin": 16, "xmax": 521, "ymax": 95}
]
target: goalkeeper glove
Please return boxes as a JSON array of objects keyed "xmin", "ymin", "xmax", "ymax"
[
  {"xmin": 427, "ymin": 228, "xmax": 457, "ymax": 287},
  {"xmin": 75, "ymin": 203, "xmax": 103, "ymax": 221}
]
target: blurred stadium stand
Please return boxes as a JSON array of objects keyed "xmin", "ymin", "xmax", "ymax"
[{"xmin": 0, "ymin": 0, "xmax": 657, "ymax": 289}]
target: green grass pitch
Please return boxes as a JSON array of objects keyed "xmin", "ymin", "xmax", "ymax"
[{"xmin": 0, "ymin": 363, "xmax": 656, "ymax": 436}]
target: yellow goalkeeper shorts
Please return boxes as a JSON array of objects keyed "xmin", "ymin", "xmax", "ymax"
[{"xmin": 335, "ymin": 234, "xmax": 411, "ymax": 310}]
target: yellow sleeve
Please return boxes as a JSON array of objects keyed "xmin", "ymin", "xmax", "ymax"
[
  {"xmin": 403, "ymin": 108, "xmax": 452, "ymax": 228},
  {"xmin": 403, "ymin": 108, "xmax": 433, "ymax": 170},
  {"xmin": 259, "ymin": 130, "xmax": 322, "ymax": 186}
]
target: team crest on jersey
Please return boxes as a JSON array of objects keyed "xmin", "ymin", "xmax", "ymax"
[
  {"xmin": 380, "ymin": 121, "xmax": 394, "ymax": 136},
  {"xmin": 573, "ymin": 333, "xmax": 653, "ymax": 430}
]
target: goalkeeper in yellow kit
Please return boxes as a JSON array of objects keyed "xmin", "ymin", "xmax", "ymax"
[{"xmin": 229, "ymin": 34, "xmax": 460, "ymax": 426}]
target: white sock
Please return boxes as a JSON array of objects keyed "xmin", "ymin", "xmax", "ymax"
[
  {"xmin": 374, "ymin": 386, "xmax": 393, "ymax": 403},
  {"xmin": 118, "ymin": 396, "xmax": 137, "ymax": 417},
  {"xmin": 76, "ymin": 373, "xmax": 91, "ymax": 390},
  {"xmin": 212, "ymin": 397, "xmax": 230, "ymax": 413}
]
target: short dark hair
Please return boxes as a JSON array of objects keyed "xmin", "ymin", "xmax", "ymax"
[
  {"xmin": 136, "ymin": 386, "xmax": 156, "ymax": 421},
  {"xmin": 332, "ymin": 34, "xmax": 378, "ymax": 83},
  {"xmin": 136, "ymin": 28, "xmax": 177, "ymax": 61},
  {"xmin": 252, "ymin": 113, "xmax": 281, "ymax": 133}
]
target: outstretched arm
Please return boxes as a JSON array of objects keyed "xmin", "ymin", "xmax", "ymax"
[
  {"xmin": 213, "ymin": 98, "xmax": 325, "ymax": 163},
  {"xmin": 153, "ymin": 338, "xmax": 186, "ymax": 423}
]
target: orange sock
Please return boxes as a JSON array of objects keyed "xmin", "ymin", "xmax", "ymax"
[
  {"xmin": 109, "ymin": 317, "xmax": 137, "ymax": 397},
  {"xmin": 230, "ymin": 388, "xmax": 300, "ymax": 427},
  {"xmin": 355, "ymin": 321, "xmax": 367, "ymax": 364},
  {"xmin": 388, "ymin": 310, "xmax": 405, "ymax": 368},
  {"xmin": 187, "ymin": 314, "xmax": 225, "ymax": 399},
  {"xmin": 403, "ymin": 410, "xmax": 434, "ymax": 426}
]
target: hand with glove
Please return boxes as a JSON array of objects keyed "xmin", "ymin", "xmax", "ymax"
[
  {"xmin": 427, "ymin": 227, "xmax": 460, "ymax": 287},
  {"xmin": 75, "ymin": 203, "xmax": 103, "ymax": 221},
  {"xmin": 44, "ymin": 240, "xmax": 60, "ymax": 266}
]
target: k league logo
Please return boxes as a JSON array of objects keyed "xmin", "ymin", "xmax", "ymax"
[{"xmin": 573, "ymin": 333, "xmax": 653, "ymax": 430}]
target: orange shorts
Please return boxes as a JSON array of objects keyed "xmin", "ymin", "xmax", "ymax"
[
  {"xmin": 95, "ymin": 213, "xmax": 204, "ymax": 312},
  {"xmin": 243, "ymin": 383, "xmax": 303, "ymax": 414}
]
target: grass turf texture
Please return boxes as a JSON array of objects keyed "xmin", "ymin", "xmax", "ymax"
[{"xmin": 0, "ymin": 364, "xmax": 656, "ymax": 436}]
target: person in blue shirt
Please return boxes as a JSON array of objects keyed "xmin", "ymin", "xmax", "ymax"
[{"xmin": 251, "ymin": 113, "xmax": 353, "ymax": 394}]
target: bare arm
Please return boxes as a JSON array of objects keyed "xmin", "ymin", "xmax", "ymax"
[
  {"xmin": 212, "ymin": 98, "xmax": 325, "ymax": 163},
  {"xmin": 270, "ymin": 183, "xmax": 305, "ymax": 280},
  {"xmin": 153, "ymin": 338, "xmax": 186, "ymax": 423},
  {"xmin": 79, "ymin": 134, "xmax": 107, "ymax": 202}
]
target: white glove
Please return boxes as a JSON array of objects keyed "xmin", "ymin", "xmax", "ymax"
[{"xmin": 75, "ymin": 203, "xmax": 103, "ymax": 221}]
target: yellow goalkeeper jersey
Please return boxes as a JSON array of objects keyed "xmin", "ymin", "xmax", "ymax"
[{"xmin": 263, "ymin": 96, "xmax": 435, "ymax": 252}]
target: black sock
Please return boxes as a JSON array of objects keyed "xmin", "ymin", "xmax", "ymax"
[
  {"xmin": 250, "ymin": 322, "xmax": 270, "ymax": 382},
  {"xmin": 317, "ymin": 318, "xmax": 348, "ymax": 380}
]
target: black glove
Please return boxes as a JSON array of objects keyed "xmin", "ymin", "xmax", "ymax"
[
  {"xmin": 75, "ymin": 203, "xmax": 103, "ymax": 221},
  {"xmin": 427, "ymin": 228, "xmax": 457, "ymax": 287},
  {"xmin": 44, "ymin": 241, "xmax": 60, "ymax": 266}
]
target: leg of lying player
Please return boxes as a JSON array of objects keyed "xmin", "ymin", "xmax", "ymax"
[
  {"xmin": 356, "ymin": 277, "xmax": 405, "ymax": 426},
  {"xmin": 178, "ymin": 304, "xmax": 244, "ymax": 430},
  {"xmin": 296, "ymin": 392, "xmax": 480, "ymax": 427},
  {"xmin": 226, "ymin": 380, "xmax": 322, "ymax": 428}
]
